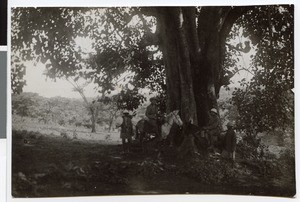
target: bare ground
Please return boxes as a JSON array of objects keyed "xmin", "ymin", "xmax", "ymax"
[{"xmin": 11, "ymin": 128, "xmax": 295, "ymax": 198}]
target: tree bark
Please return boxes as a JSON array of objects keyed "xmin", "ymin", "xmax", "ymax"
[
  {"xmin": 156, "ymin": 7, "xmax": 247, "ymax": 154},
  {"xmin": 197, "ymin": 7, "xmax": 226, "ymax": 112},
  {"xmin": 173, "ymin": 8, "xmax": 198, "ymax": 125},
  {"xmin": 158, "ymin": 8, "xmax": 198, "ymax": 124},
  {"xmin": 158, "ymin": 8, "xmax": 181, "ymax": 114},
  {"xmin": 195, "ymin": 7, "xmax": 246, "ymax": 116}
]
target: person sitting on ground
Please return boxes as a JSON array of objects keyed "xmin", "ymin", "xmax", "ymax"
[
  {"xmin": 117, "ymin": 110, "xmax": 134, "ymax": 154},
  {"xmin": 203, "ymin": 108, "xmax": 222, "ymax": 153},
  {"xmin": 223, "ymin": 122, "xmax": 237, "ymax": 161},
  {"xmin": 145, "ymin": 97, "xmax": 161, "ymax": 139}
]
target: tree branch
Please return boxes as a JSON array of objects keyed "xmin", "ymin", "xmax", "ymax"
[{"xmin": 230, "ymin": 67, "xmax": 254, "ymax": 79}]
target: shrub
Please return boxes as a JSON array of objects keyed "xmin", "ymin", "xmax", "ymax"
[
  {"xmin": 236, "ymin": 133, "xmax": 263, "ymax": 160},
  {"xmin": 178, "ymin": 158, "xmax": 238, "ymax": 185},
  {"xmin": 278, "ymin": 149, "xmax": 295, "ymax": 179}
]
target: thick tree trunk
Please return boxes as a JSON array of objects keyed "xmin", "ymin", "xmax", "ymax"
[
  {"xmin": 158, "ymin": 7, "xmax": 201, "ymax": 156},
  {"xmin": 158, "ymin": 9, "xmax": 181, "ymax": 114},
  {"xmin": 155, "ymin": 7, "xmax": 246, "ymax": 155},
  {"xmin": 183, "ymin": 7, "xmax": 210, "ymax": 127},
  {"xmin": 197, "ymin": 7, "xmax": 248, "ymax": 106},
  {"xmin": 197, "ymin": 7, "xmax": 227, "ymax": 112},
  {"xmin": 159, "ymin": 8, "xmax": 198, "ymax": 124},
  {"xmin": 174, "ymin": 8, "xmax": 198, "ymax": 125},
  {"xmin": 158, "ymin": 7, "xmax": 237, "ymax": 127}
]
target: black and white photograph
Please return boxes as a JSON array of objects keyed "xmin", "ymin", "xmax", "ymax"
[{"xmin": 10, "ymin": 5, "xmax": 295, "ymax": 198}]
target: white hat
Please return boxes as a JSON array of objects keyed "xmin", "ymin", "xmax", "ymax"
[
  {"xmin": 123, "ymin": 110, "xmax": 129, "ymax": 114},
  {"xmin": 210, "ymin": 108, "xmax": 218, "ymax": 114}
]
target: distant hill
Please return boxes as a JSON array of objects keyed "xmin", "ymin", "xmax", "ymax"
[{"xmin": 12, "ymin": 92, "xmax": 150, "ymax": 127}]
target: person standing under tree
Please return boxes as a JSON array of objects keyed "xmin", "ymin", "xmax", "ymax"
[
  {"xmin": 117, "ymin": 110, "xmax": 134, "ymax": 154},
  {"xmin": 145, "ymin": 97, "xmax": 161, "ymax": 139},
  {"xmin": 223, "ymin": 122, "xmax": 237, "ymax": 161}
]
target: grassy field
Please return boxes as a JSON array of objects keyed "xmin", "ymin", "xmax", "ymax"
[{"xmin": 12, "ymin": 115, "xmax": 122, "ymax": 143}]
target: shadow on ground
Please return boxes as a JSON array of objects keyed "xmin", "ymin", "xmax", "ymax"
[{"xmin": 12, "ymin": 130, "xmax": 295, "ymax": 198}]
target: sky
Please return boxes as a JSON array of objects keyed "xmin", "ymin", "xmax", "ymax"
[
  {"xmin": 22, "ymin": 25, "xmax": 147, "ymax": 99},
  {"xmin": 22, "ymin": 51, "xmax": 254, "ymax": 99},
  {"xmin": 22, "ymin": 62, "xmax": 150, "ymax": 99},
  {"xmin": 23, "ymin": 61, "xmax": 100, "ymax": 98},
  {"xmin": 22, "ymin": 56, "xmax": 253, "ymax": 99},
  {"xmin": 23, "ymin": 35, "xmax": 98, "ymax": 98}
]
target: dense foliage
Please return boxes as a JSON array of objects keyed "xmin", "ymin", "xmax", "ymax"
[
  {"xmin": 11, "ymin": 8, "xmax": 163, "ymax": 96},
  {"xmin": 99, "ymin": 89, "xmax": 146, "ymax": 111},
  {"xmin": 224, "ymin": 5, "xmax": 294, "ymax": 133}
]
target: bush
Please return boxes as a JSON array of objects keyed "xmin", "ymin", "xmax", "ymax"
[
  {"xmin": 236, "ymin": 133, "xmax": 263, "ymax": 160},
  {"xmin": 58, "ymin": 120, "xmax": 65, "ymax": 126},
  {"xmin": 278, "ymin": 149, "xmax": 295, "ymax": 179},
  {"xmin": 178, "ymin": 158, "xmax": 238, "ymax": 185},
  {"xmin": 254, "ymin": 159, "xmax": 282, "ymax": 178}
]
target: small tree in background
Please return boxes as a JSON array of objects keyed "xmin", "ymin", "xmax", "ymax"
[
  {"xmin": 98, "ymin": 88, "xmax": 146, "ymax": 131},
  {"xmin": 12, "ymin": 92, "xmax": 38, "ymax": 118}
]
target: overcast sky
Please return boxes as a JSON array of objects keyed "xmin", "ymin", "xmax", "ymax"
[
  {"xmin": 23, "ymin": 62, "xmax": 99, "ymax": 98},
  {"xmin": 23, "ymin": 56, "xmax": 253, "ymax": 99},
  {"xmin": 22, "ymin": 52, "xmax": 254, "ymax": 99}
]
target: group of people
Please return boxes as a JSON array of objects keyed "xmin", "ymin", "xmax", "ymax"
[
  {"xmin": 117, "ymin": 97, "xmax": 237, "ymax": 161},
  {"xmin": 117, "ymin": 97, "xmax": 160, "ymax": 154}
]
